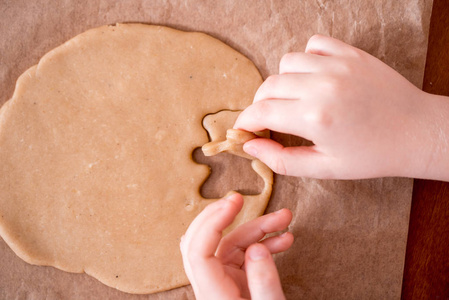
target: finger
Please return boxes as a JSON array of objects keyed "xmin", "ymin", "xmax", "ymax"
[
  {"xmin": 253, "ymin": 73, "xmax": 308, "ymax": 103},
  {"xmin": 220, "ymin": 232, "xmax": 294, "ymax": 269},
  {"xmin": 233, "ymin": 99, "xmax": 315, "ymax": 140},
  {"xmin": 246, "ymin": 244, "xmax": 286, "ymax": 300},
  {"xmin": 181, "ymin": 193, "xmax": 243, "ymax": 259},
  {"xmin": 305, "ymin": 34, "xmax": 360, "ymax": 57},
  {"xmin": 242, "ymin": 138, "xmax": 332, "ymax": 178},
  {"xmin": 260, "ymin": 232, "xmax": 294, "ymax": 254},
  {"xmin": 180, "ymin": 193, "xmax": 241, "ymax": 280},
  {"xmin": 180, "ymin": 194, "xmax": 244, "ymax": 298},
  {"xmin": 217, "ymin": 209, "xmax": 292, "ymax": 256},
  {"xmin": 216, "ymin": 209, "xmax": 292, "ymax": 267},
  {"xmin": 279, "ymin": 52, "xmax": 331, "ymax": 74}
]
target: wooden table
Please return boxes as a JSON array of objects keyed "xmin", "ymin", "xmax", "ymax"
[{"xmin": 401, "ymin": 0, "xmax": 449, "ymax": 298}]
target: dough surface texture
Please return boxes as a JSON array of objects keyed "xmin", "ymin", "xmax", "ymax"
[{"xmin": 0, "ymin": 24, "xmax": 272, "ymax": 293}]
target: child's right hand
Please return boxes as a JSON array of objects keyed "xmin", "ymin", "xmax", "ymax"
[{"xmin": 235, "ymin": 35, "xmax": 449, "ymax": 181}]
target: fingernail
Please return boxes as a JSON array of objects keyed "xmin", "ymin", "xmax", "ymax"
[
  {"xmin": 224, "ymin": 191, "xmax": 237, "ymax": 200},
  {"xmin": 249, "ymin": 244, "xmax": 269, "ymax": 261},
  {"xmin": 216, "ymin": 194, "xmax": 235, "ymax": 208},
  {"xmin": 274, "ymin": 208, "xmax": 284, "ymax": 214},
  {"xmin": 243, "ymin": 144, "xmax": 258, "ymax": 157}
]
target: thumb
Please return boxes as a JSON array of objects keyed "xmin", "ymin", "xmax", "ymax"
[
  {"xmin": 243, "ymin": 138, "xmax": 326, "ymax": 178},
  {"xmin": 245, "ymin": 243, "xmax": 286, "ymax": 300}
]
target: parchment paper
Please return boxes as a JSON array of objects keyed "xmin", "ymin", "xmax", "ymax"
[{"xmin": 0, "ymin": 0, "xmax": 433, "ymax": 299}]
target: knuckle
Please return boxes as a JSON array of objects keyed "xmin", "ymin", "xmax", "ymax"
[
  {"xmin": 307, "ymin": 34, "xmax": 325, "ymax": 48},
  {"xmin": 264, "ymin": 74, "xmax": 281, "ymax": 89},
  {"xmin": 308, "ymin": 105, "xmax": 334, "ymax": 131},
  {"xmin": 252, "ymin": 100, "xmax": 273, "ymax": 121},
  {"xmin": 320, "ymin": 75, "xmax": 342, "ymax": 95},
  {"xmin": 316, "ymin": 108, "xmax": 334, "ymax": 128},
  {"xmin": 279, "ymin": 52, "xmax": 299, "ymax": 72},
  {"xmin": 254, "ymin": 75, "xmax": 281, "ymax": 102},
  {"xmin": 335, "ymin": 59, "xmax": 354, "ymax": 74},
  {"xmin": 347, "ymin": 46, "xmax": 364, "ymax": 59}
]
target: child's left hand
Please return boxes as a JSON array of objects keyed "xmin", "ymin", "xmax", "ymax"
[{"xmin": 180, "ymin": 193, "xmax": 293, "ymax": 300}]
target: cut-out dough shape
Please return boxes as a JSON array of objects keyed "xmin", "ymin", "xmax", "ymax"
[
  {"xmin": 203, "ymin": 128, "xmax": 261, "ymax": 159},
  {"xmin": 201, "ymin": 111, "xmax": 273, "ymax": 233},
  {"xmin": 202, "ymin": 110, "xmax": 269, "ymax": 160},
  {"xmin": 0, "ymin": 24, "xmax": 272, "ymax": 294}
]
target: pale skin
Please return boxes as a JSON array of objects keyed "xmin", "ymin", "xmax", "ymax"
[
  {"xmin": 181, "ymin": 35, "xmax": 449, "ymax": 299},
  {"xmin": 180, "ymin": 193, "xmax": 293, "ymax": 300}
]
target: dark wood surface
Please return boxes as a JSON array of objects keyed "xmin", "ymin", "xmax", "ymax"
[{"xmin": 402, "ymin": 0, "xmax": 449, "ymax": 298}]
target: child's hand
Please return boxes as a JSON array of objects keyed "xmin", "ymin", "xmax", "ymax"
[
  {"xmin": 235, "ymin": 35, "xmax": 449, "ymax": 180},
  {"xmin": 180, "ymin": 193, "xmax": 293, "ymax": 300}
]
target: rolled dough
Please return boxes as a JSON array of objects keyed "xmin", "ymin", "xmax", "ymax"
[{"xmin": 0, "ymin": 24, "xmax": 272, "ymax": 293}]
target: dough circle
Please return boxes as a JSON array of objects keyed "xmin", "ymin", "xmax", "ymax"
[{"xmin": 0, "ymin": 24, "xmax": 272, "ymax": 293}]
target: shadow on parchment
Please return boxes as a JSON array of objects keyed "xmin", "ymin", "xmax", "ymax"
[{"xmin": 192, "ymin": 148, "xmax": 264, "ymax": 199}]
